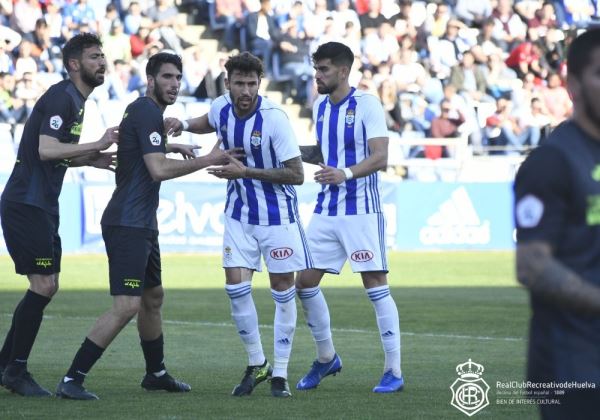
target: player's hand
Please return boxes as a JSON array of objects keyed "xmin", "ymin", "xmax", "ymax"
[
  {"xmin": 207, "ymin": 143, "xmax": 247, "ymax": 179},
  {"xmin": 167, "ymin": 143, "xmax": 199, "ymax": 159},
  {"xmin": 165, "ymin": 117, "xmax": 183, "ymax": 137},
  {"xmin": 89, "ymin": 151, "xmax": 117, "ymax": 172},
  {"xmin": 96, "ymin": 126, "xmax": 119, "ymax": 151},
  {"xmin": 314, "ymin": 163, "xmax": 347, "ymax": 185}
]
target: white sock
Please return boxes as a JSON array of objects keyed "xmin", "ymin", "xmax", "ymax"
[
  {"xmin": 271, "ymin": 286, "xmax": 296, "ymax": 379},
  {"xmin": 297, "ymin": 286, "xmax": 335, "ymax": 363},
  {"xmin": 367, "ymin": 285, "xmax": 402, "ymax": 377},
  {"xmin": 226, "ymin": 281, "xmax": 265, "ymax": 366}
]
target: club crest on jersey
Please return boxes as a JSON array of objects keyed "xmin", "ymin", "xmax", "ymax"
[
  {"xmin": 351, "ymin": 249, "xmax": 373, "ymax": 262},
  {"xmin": 49, "ymin": 115, "xmax": 63, "ymax": 130},
  {"xmin": 250, "ymin": 130, "xmax": 262, "ymax": 147},
  {"xmin": 270, "ymin": 247, "xmax": 293, "ymax": 260},
  {"xmin": 345, "ymin": 109, "xmax": 355, "ymax": 126},
  {"xmin": 149, "ymin": 131, "xmax": 161, "ymax": 146}
]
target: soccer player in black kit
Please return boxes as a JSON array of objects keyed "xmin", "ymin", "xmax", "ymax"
[
  {"xmin": 56, "ymin": 52, "xmax": 237, "ymax": 400},
  {"xmin": 514, "ymin": 28, "xmax": 600, "ymax": 419},
  {"xmin": 0, "ymin": 33, "xmax": 118, "ymax": 397}
]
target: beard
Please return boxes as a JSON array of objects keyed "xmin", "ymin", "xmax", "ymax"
[
  {"xmin": 152, "ymin": 83, "xmax": 177, "ymax": 107},
  {"xmin": 80, "ymin": 66, "xmax": 104, "ymax": 88},
  {"xmin": 316, "ymin": 82, "xmax": 335, "ymax": 95}
]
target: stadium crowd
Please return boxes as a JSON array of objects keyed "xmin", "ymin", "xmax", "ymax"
[{"xmin": 0, "ymin": 0, "xmax": 595, "ymax": 158}]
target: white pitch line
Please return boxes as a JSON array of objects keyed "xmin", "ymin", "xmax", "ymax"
[{"xmin": 0, "ymin": 313, "xmax": 524, "ymax": 342}]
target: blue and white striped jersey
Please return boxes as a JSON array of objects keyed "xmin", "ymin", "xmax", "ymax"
[
  {"xmin": 208, "ymin": 94, "xmax": 301, "ymax": 226},
  {"xmin": 312, "ymin": 88, "xmax": 388, "ymax": 216}
]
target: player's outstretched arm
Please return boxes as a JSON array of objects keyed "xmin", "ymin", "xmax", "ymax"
[
  {"xmin": 164, "ymin": 114, "xmax": 215, "ymax": 137},
  {"xmin": 517, "ymin": 240, "xmax": 600, "ymax": 314},
  {"xmin": 69, "ymin": 151, "xmax": 116, "ymax": 171},
  {"xmin": 39, "ymin": 126, "xmax": 118, "ymax": 161},
  {"xmin": 208, "ymin": 156, "xmax": 304, "ymax": 185},
  {"xmin": 144, "ymin": 140, "xmax": 242, "ymax": 182}
]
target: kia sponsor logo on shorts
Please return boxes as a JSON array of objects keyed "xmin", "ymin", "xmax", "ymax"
[
  {"xmin": 271, "ymin": 247, "xmax": 293, "ymax": 260},
  {"xmin": 351, "ymin": 250, "xmax": 374, "ymax": 262}
]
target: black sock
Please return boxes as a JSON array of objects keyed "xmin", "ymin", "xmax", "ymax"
[
  {"xmin": 0, "ymin": 298, "xmax": 24, "ymax": 366},
  {"xmin": 9, "ymin": 290, "xmax": 51, "ymax": 365},
  {"xmin": 65, "ymin": 337, "xmax": 105, "ymax": 384},
  {"xmin": 140, "ymin": 334, "xmax": 165, "ymax": 375}
]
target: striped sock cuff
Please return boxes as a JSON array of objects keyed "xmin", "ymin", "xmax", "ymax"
[
  {"xmin": 297, "ymin": 286, "xmax": 320, "ymax": 300},
  {"xmin": 225, "ymin": 281, "xmax": 252, "ymax": 300},
  {"xmin": 366, "ymin": 285, "xmax": 390, "ymax": 302},
  {"xmin": 271, "ymin": 286, "xmax": 296, "ymax": 303}
]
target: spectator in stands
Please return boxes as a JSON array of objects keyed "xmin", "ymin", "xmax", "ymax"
[
  {"xmin": 390, "ymin": 48, "xmax": 428, "ymax": 94},
  {"xmin": 518, "ymin": 97, "xmax": 552, "ymax": 145},
  {"xmin": 539, "ymin": 71, "xmax": 572, "ymax": 127},
  {"xmin": 362, "ymin": 20, "xmax": 398, "ymax": 70},
  {"xmin": 333, "ymin": 0, "xmax": 361, "ymax": 36},
  {"xmin": 484, "ymin": 96, "xmax": 539, "ymax": 153},
  {"xmin": 528, "ymin": 1, "xmax": 558, "ymax": 38},
  {"xmin": 424, "ymin": 2, "xmax": 451, "ymax": 39},
  {"xmin": 44, "ymin": 1, "xmax": 66, "ymax": 44},
  {"xmin": 491, "ymin": 0, "xmax": 528, "ymax": 51},
  {"xmin": 124, "ymin": 1, "xmax": 144, "ymax": 36},
  {"xmin": 14, "ymin": 71, "xmax": 43, "ymax": 118},
  {"xmin": 429, "ymin": 19, "xmax": 471, "ymax": 80},
  {"xmin": 427, "ymin": 99, "xmax": 466, "ymax": 159},
  {"xmin": 63, "ymin": 0, "xmax": 98, "ymax": 34},
  {"xmin": 14, "ymin": 41, "xmax": 38, "ymax": 80},
  {"xmin": 505, "ymin": 37, "xmax": 549, "ymax": 79},
  {"xmin": 442, "ymin": 83, "xmax": 483, "ymax": 150},
  {"xmin": 0, "ymin": 72, "xmax": 26, "ymax": 124},
  {"xmin": 378, "ymin": 77, "xmax": 402, "ymax": 132},
  {"xmin": 358, "ymin": 0, "xmax": 387, "ymax": 36},
  {"xmin": 98, "ymin": 3, "xmax": 120, "ymax": 38},
  {"xmin": 485, "ymin": 51, "xmax": 518, "ymax": 100},
  {"xmin": 146, "ymin": 0, "xmax": 185, "ymax": 54},
  {"xmin": 214, "ymin": 0, "xmax": 246, "ymax": 51},
  {"xmin": 103, "ymin": 20, "xmax": 132, "ymax": 64},
  {"xmin": 279, "ymin": 20, "xmax": 313, "ymax": 104},
  {"xmin": 10, "ymin": 0, "xmax": 43, "ymax": 35},
  {"xmin": 193, "ymin": 52, "xmax": 227, "ymax": 100},
  {"xmin": 448, "ymin": 50, "xmax": 489, "ymax": 104},
  {"xmin": 246, "ymin": 0, "xmax": 282, "ymax": 76},
  {"xmin": 564, "ymin": 0, "xmax": 596, "ymax": 27},
  {"xmin": 25, "ymin": 18, "xmax": 61, "ymax": 74},
  {"xmin": 477, "ymin": 17, "xmax": 502, "ymax": 56},
  {"xmin": 388, "ymin": 0, "xmax": 418, "ymax": 42},
  {"xmin": 182, "ymin": 44, "xmax": 209, "ymax": 96},
  {"xmin": 455, "ymin": 0, "xmax": 493, "ymax": 28}
]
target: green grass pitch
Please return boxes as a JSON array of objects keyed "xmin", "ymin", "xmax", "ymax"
[{"xmin": 0, "ymin": 252, "xmax": 536, "ymax": 419}]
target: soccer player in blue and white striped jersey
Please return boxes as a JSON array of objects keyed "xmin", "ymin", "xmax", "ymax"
[
  {"xmin": 295, "ymin": 42, "xmax": 404, "ymax": 393},
  {"xmin": 166, "ymin": 52, "xmax": 312, "ymax": 398}
]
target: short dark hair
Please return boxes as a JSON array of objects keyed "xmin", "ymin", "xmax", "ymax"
[
  {"xmin": 312, "ymin": 42, "xmax": 354, "ymax": 68},
  {"xmin": 224, "ymin": 52, "xmax": 264, "ymax": 79},
  {"xmin": 146, "ymin": 52, "xmax": 183, "ymax": 78},
  {"xmin": 62, "ymin": 33, "xmax": 103, "ymax": 72},
  {"xmin": 567, "ymin": 28, "xmax": 600, "ymax": 80}
]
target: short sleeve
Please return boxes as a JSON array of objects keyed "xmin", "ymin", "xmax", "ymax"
[
  {"xmin": 136, "ymin": 105, "xmax": 166, "ymax": 155},
  {"xmin": 38, "ymin": 92, "xmax": 72, "ymax": 141},
  {"xmin": 270, "ymin": 109, "xmax": 300, "ymax": 163},
  {"xmin": 514, "ymin": 146, "xmax": 570, "ymax": 246},
  {"xmin": 361, "ymin": 95, "xmax": 389, "ymax": 141}
]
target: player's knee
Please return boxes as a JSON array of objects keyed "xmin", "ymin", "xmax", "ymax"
[
  {"xmin": 113, "ymin": 296, "xmax": 142, "ymax": 322},
  {"xmin": 295, "ymin": 269, "xmax": 323, "ymax": 289},
  {"xmin": 29, "ymin": 275, "xmax": 58, "ymax": 297}
]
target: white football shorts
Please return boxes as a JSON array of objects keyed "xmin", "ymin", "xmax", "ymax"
[
  {"xmin": 306, "ymin": 212, "xmax": 388, "ymax": 274},
  {"xmin": 222, "ymin": 216, "xmax": 313, "ymax": 273}
]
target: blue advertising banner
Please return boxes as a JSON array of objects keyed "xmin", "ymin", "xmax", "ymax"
[{"xmin": 0, "ymin": 180, "xmax": 516, "ymax": 254}]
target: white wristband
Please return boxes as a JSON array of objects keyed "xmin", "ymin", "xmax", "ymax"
[
  {"xmin": 181, "ymin": 120, "xmax": 190, "ymax": 131},
  {"xmin": 343, "ymin": 167, "xmax": 353, "ymax": 180}
]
